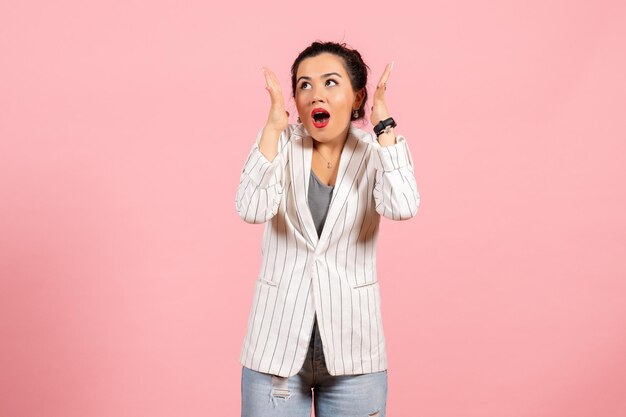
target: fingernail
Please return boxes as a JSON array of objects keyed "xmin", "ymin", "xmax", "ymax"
[{"xmin": 391, "ymin": 60, "xmax": 395, "ymax": 70}]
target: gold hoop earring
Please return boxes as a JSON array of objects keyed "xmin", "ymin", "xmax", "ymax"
[{"xmin": 352, "ymin": 109, "xmax": 359, "ymax": 119}]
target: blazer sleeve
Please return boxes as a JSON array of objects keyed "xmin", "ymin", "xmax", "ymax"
[
  {"xmin": 235, "ymin": 127, "xmax": 291, "ymax": 224},
  {"xmin": 372, "ymin": 134, "xmax": 421, "ymax": 220}
]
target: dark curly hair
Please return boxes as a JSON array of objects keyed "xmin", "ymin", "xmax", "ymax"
[{"xmin": 291, "ymin": 41, "xmax": 369, "ymax": 121}]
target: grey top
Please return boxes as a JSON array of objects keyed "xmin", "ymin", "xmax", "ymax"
[{"xmin": 308, "ymin": 170, "xmax": 334, "ymax": 237}]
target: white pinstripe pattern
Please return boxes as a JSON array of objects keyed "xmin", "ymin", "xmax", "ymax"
[{"xmin": 235, "ymin": 123, "xmax": 420, "ymax": 377}]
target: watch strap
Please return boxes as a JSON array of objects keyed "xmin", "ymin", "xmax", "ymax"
[{"xmin": 374, "ymin": 117, "xmax": 397, "ymax": 137}]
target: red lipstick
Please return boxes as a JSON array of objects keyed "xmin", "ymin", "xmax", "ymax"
[{"xmin": 311, "ymin": 107, "xmax": 330, "ymax": 129}]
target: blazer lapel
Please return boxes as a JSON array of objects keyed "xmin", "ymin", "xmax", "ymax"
[
  {"xmin": 290, "ymin": 132, "xmax": 319, "ymax": 248},
  {"xmin": 317, "ymin": 129, "xmax": 368, "ymax": 248}
]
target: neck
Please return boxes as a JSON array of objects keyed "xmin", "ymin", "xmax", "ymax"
[{"xmin": 313, "ymin": 125, "xmax": 350, "ymax": 155}]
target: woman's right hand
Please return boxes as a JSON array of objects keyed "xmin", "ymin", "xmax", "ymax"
[{"xmin": 262, "ymin": 67, "xmax": 289, "ymax": 133}]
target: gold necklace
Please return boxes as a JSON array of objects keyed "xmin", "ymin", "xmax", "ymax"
[{"xmin": 314, "ymin": 147, "xmax": 339, "ymax": 169}]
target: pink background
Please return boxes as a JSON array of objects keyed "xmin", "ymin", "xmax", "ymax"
[{"xmin": 1, "ymin": 1, "xmax": 625, "ymax": 416}]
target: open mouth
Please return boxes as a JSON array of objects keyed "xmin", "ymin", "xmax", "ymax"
[{"xmin": 311, "ymin": 108, "xmax": 330, "ymax": 128}]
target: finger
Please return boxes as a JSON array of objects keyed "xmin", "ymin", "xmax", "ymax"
[
  {"xmin": 372, "ymin": 86, "xmax": 387, "ymax": 106},
  {"xmin": 268, "ymin": 74, "xmax": 286, "ymax": 108},
  {"xmin": 269, "ymin": 70, "xmax": 282, "ymax": 95},
  {"xmin": 262, "ymin": 67, "xmax": 273, "ymax": 88},
  {"xmin": 376, "ymin": 61, "xmax": 393, "ymax": 90},
  {"xmin": 263, "ymin": 69, "xmax": 283, "ymax": 106},
  {"xmin": 263, "ymin": 69, "xmax": 279, "ymax": 102},
  {"xmin": 263, "ymin": 67, "xmax": 278, "ymax": 90},
  {"xmin": 263, "ymin": 67, "xmax": 280, "ymax": 95}
]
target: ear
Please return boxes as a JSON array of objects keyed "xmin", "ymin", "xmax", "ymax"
[{"xmin": 354, "ymin": 88, "xmax": 365, "ymax": 109}]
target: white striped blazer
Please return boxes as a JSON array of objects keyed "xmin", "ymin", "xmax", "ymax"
[{"xmin": 235, "ymin": 123, "xmax": 420, "ymax": 377}]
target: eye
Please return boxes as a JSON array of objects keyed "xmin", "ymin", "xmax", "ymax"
[
  {"xmin": 326, "ymin": 79, "xmax": 337, "ymax": 87},
  {"xmin": 300, "ymin": 81, "xmax": 311, "ymax": 90}
]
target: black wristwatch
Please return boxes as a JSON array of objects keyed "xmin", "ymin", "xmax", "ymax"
[{"xmin": 373, "ymin": 117, "xmax": 397, "ymax": 137}]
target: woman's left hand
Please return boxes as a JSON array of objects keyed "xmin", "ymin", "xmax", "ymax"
[{"xmin": 370, "ymin": 61, "xmax": 394, "ymax": 127}]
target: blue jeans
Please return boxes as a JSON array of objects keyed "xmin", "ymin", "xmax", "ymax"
[{"xmin": 241, "ymin": 315, "xmax": 388, "ymax": 417}]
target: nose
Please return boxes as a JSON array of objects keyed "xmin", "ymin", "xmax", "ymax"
[{"xmin": 311, "ymin": 87, "xmax": 325, "ymax": 104}]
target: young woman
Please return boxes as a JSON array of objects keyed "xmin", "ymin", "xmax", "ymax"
[{"xmin": 236, "ymin": 41, "xmax": 420, "ymax": 417}]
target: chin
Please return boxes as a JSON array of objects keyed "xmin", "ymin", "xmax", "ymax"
[
  {"xmin": 308, "ymin": 123, "xmax": 349, "ymax": 141},
  {"xmin": 308, "ymin": 129, "xmax": 333, "ymax": 142}
]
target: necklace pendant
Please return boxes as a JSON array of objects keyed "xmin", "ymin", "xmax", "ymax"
[{"xmin": 327, "ymin": 162, "xmax": 332, "ymax": 169}]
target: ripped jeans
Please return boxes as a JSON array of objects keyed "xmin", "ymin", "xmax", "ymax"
[{"xmin": 241, "ymin": 315, "xmax": 388, "ymax": 417}]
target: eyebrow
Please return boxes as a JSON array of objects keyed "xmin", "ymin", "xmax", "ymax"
[{"xmin": 296, "ymin": 72, "xmax": 343, "ymax": 84}]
